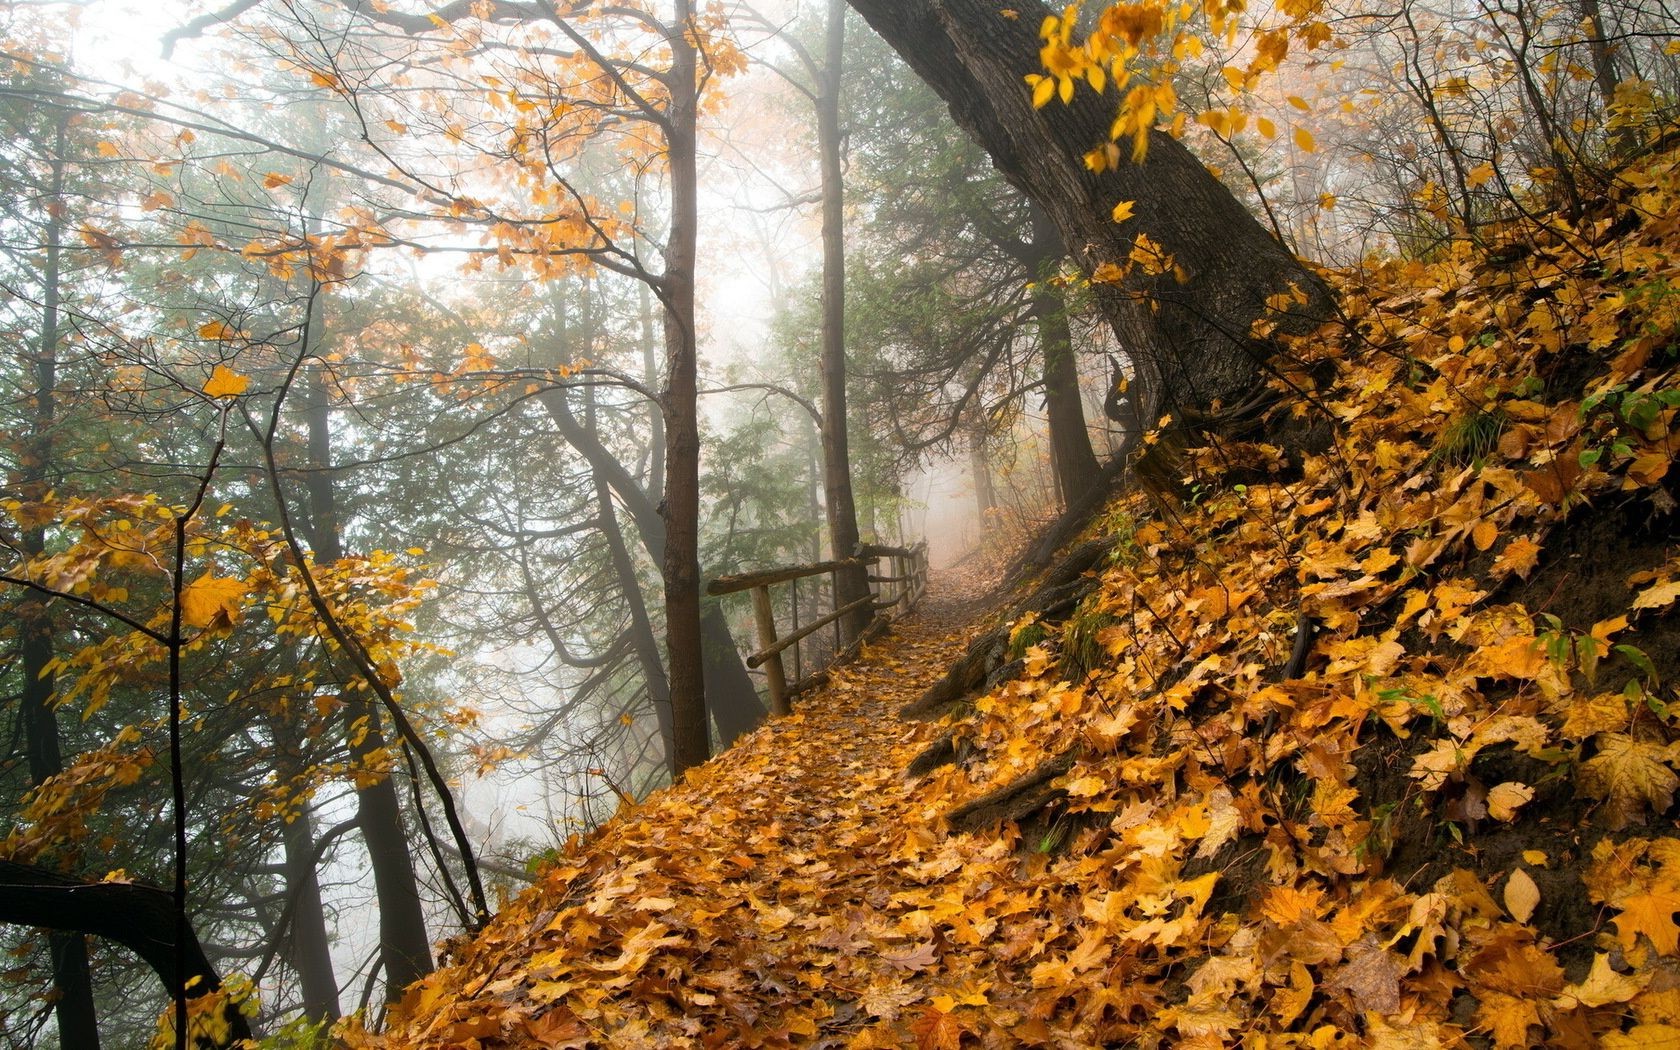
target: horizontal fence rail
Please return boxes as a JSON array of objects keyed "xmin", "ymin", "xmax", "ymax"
[{"xmin": 707, "ymin": 541, "xmax": 929, "ymax": 716}]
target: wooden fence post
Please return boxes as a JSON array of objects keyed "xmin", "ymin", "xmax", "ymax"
[{"xmin": 750, "ymin": 585, "xmax": 790, "ymax": 716}]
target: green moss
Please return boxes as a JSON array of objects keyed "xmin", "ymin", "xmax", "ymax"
[
  {"xmin": 1007, "ymin": 619, "xmax": 1050, "ymax": 660},
  {"xmin": 1060, "ymin": 606, "xmax": 1120, "ymax": 681},
  {"xmin": 1429, "ymin": 406, "xmax": 1506, "ymax": 468}
]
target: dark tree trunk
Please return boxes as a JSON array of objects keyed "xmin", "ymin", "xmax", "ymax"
[
  {"xmin": 20, "ymin": 114, "xmax": 101, "ymax": 1050},
  {"xmin": 845, "ymin": 0, "xmax": 1333, "ymax": 423},
  {"xmin": 1027, "ymin": 207, "xmax": 1102, "ymax": 504},
  {"xmin": 539, "ymin": 389, "xmax": 767, "ymax": 751},
  {"xmin": 817, "ymin": 0, "xmax": 875, "ymax": 643},
  {"xmin": 280, "ymin": 805, "xmax": 341, "ymax": 1022},
  {"xmin": 303, "ymin": 360, "xmax": 433, "ymax": 1000},
  {"xmin": 0, "ymin": 861, "xmax": 251, "ymax": 1047},
  {"xmin": 969, "ymin": 432, "xmax": 996, "ymax": 519},
  {"xmin": 661, "ymin": 0, "xmax": 709, "ymax": 774}
]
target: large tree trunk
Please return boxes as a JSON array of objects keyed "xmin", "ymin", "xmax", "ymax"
[
  {"xmin": 303, "ymin": 360, "xmax": 433, "ymax": 1001},
  {"xmin": 0, "ymin": 861, "xmax": 252, "ymax": 1047},
  {"xmin": 817, "ymin": 0, "xmax": 875, "ymax": 643},
  {"xmin": 845, "ymin": 0, "xmax": 1333, "ymax": 423}
]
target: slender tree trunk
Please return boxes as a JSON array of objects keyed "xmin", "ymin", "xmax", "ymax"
[
  {"xmin": 1028, "ymin": 205, "xmax": 1101, "ymax": 504},
  {"xmin": 538, "ymin": 389, "xmax": 767, "ymax": 747},
  {"xmin": 280, "ymin": 804, "xmax": 341, "ymax": 1022},
  {"xmin": 846, "ymin": 0, "xmax": 1333, "ymax": 424},
  {"xmin": 302, "ymin": 359, "xmax": 433, "ymax": 1000},
  {"xmin": 1578, "ymin": 0, "xmax": 1620, "ymax": 112},
  {"xmin": 19, "ymin": 114, "xmax": 101, "ymax": 1049},
  {"xmin": 970, "ymin": 432, "xmax": 996, "ymax": 520},
  {"xmin": 816, "ymin": 0, "xmax": 874, "ymax": 642},
  {"xmin": 581, "ymin": 373, "xmax": 676, "ymax": 774},
  {"xmin": 639, "ymin": 281, "xmax": 665, "ymax": 494},
  {"xmin": 660, "ymin": 0, "xmax": 709, "ymax": 773}
]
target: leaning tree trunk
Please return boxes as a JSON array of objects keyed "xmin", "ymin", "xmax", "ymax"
[
  {"xmin": 538, "ymin": 389, "xmax": 768, "ymax": 751},
  {"xmin": 846, "ymin": 0, "xmax": 1334, "ymax": 424},
  {"xmin": 0, "ymin": 861, "xmax": 252, "ymax": 1048}
]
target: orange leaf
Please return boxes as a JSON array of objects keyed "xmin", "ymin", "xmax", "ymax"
[
  {"xmin": 198, "ymin": 321, "xmax": 243, "ymax": 342},
  {"xmin": 203, "ymin": 364, "xmax": 250, "ymax": 398},
  {"xmin": 911, "ymin": 1006, "xmax": 967, "ymax": 1050},
  {"xmin": 181, "ymin": 572, "xmax": 246, "ymax": 630}
]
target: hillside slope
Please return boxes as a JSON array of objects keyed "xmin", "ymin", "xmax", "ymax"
[{"xmin": 358, "ymin": 152, "xmax": 1680, "ymax": 1049}]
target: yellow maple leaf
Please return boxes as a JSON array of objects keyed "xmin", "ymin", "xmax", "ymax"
[
  {"xmin": 1477, "ymin": 992, "xmax": 1541, "ymax": 1047},
  {"xmin": 1555, "ymin": 952, "xmax": 1646, "ymax": 1009},
  {"xmin": 1602, "ymin": 1024, "xmax": 1680, "ymax": 1048},
  {"xmin": 1578, "ymin": 733, "xmax": 1680, "ymax": 830},
  {"xmin": 180, "ymin": 572, "xmax": 246, "ymax": 631},
  {"xmin": 1633, "ymin": 577, "xmax": 1680, "ymax": 613},
  {"xmin": 1491, "ymin": 536, "xmax": 1542, "ymax": 579},
  {"xmin": 198, "ymin": 321, "xmax": 244, "ymax": 342},
  {"xmin": 202, "ymin": 364, "xmax": 251, "ymax": 398}
]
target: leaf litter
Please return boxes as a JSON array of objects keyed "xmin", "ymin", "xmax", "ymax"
[{"xmin": 363, "ymin": 147, "xmax": 1680, "ymax": 1048}]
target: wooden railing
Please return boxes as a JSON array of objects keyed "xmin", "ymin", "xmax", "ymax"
[{"xmin": 706, "ymin": 541, "xmax": 930, "ymax": 716}]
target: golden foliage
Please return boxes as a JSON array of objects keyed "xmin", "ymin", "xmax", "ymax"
[{"xmin": 370, "ymin": 146, "xmax": 1680, "ymax": 1046}]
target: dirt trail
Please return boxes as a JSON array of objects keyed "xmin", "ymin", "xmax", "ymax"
[{"xmin": 372, "ymin": 572, "xmax": 1004, "ymax": 1049}]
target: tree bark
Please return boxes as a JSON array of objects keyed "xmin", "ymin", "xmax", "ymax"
[
  {"xmin": 817, "ymin": 0, "xmax": 875, "ymax": 644},
  {"xmin": 660, "ymin": 0, "xmax": 709, "ymax": 774},
  {"xmin": 845, "ymin": 0, "xmax": 1333, "ymax": 423},
  {"xmin": 1027, "ymin": 207, "xmax": 1102, "ymax": 504},
  {"xmin": 303, "ymin": 359, "xmax": 433, "ymax": 1000},
  {"xmin": 20, "ymin": 111, "xmax": 101, "ymax": 1050},
  {"xmin": 0, "ymin": 861, "xmax": 252, "ymax": 1047},
  {"xmin": 280, "ymin": 804, "xmax": 341, "ymax": 1022}
]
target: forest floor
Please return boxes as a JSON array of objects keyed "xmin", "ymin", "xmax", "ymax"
[
  {"xmin": 353, "ymin": 578, "xmax": 1010, "ymax": 1049},
  {"xmin": 361, "ymin": 147, "xmax": 1680, "ymax": 1049}
]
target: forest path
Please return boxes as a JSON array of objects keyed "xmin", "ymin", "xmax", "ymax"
[{"xmin": 374, "ymin": 568, "xmax": 1007, "ymax": 1048}]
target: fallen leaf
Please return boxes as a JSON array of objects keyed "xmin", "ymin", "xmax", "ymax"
[{"xmin": 1503, "ymin": 868, "xmax": 1540, "ymax": 923}]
